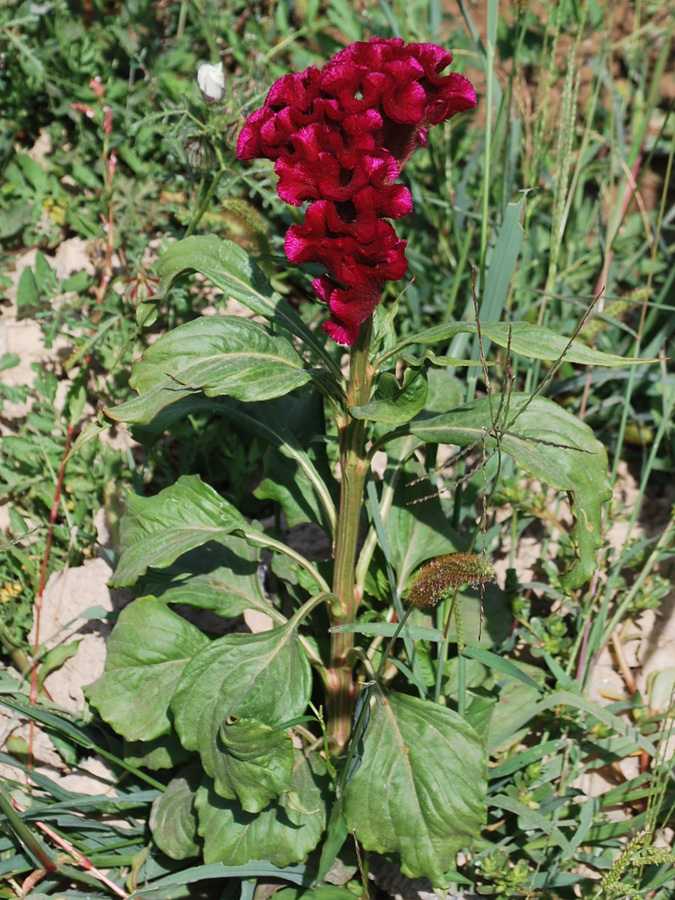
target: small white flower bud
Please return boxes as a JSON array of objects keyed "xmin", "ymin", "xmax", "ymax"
[{"xmin": 197, "ymin": 62, "xmax": 226, "ymax": 102}]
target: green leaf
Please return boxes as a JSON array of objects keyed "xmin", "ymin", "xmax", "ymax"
[
  {"xmin": 85, "ymin": 598, "xmax": 209, "ymax": 741},
  {"xmin": 17, "ymin": 267, "xmax": 38, "ymax": 311},
  {"xmin": 408, "ymin": 394, "xmax": 612, "ymax": 591},
  {"xmin": 424, "ymin": 368, "xmax": 464, "ymax": 414},
  {"xmin": 480, "ymin": 199, "xmax": 525, "ymax": 333},
  {"xmin": 156, "ymin": 236, "xmax": 328, "ymax": 359},
  {"xmin": 462, "ymin": 647, "xmax": 544, "ymax": 692},
  {"xmin": 252, "ymin": 394, "xmax": 337, "ymax": 534},
  {"xmin": 343, "ymin": 690, "xmax": 486, "ymax": 886},
  {"xmin": 195, "ymin": 751, "xmax": 327, "ymax": 867},
  {"xmin": 171, "ymin": 621, "xmax": 312, "ymax": 808},
  {"xmin": 384, "ymin": 461, "xmax": 464, "ymax": 593},
  {"xmin": 442, "ymin": 586, "xmax": 512, "ymax": 649},
  {"xmin": 399, "ymin": 321, "xmax": 657, "ymax": 366},
  {"xmin": 130, "ymin": 863, "xmax": 310, "ymax": 897},
  {"xmin": 350, "ymin": 369, "xmax": 428, "ymax": 424},
  {"xmin": 113, "ymin": 475, "xmax": 250, "ymax": 587},
  {"xmin": 215, "ymin": 716, "xmax": 294, "ymax": 813},
  {"xmin": 488, "ymin": 794, "xmax": 573, "ymax": 855},
  {"xmin": 124, "ymin": 733, "xmax": 194, "ymax": 771},
  {"xmin": 150, "ymin": 763, "xmax": 202, "ymax": 860},
  {"xmin": 37, "ymin": 641, "xmax": 81, "ymax": 690},
  {"xmin": 138, "ymin": 535, "xmax": 269, "ymax": 618},
  {"xmin": 106, "ymin": 316, "xmax": 312, "ymax": 426},
  {"xmin": 486, "ymin": 661, "xmax": 548, "ymax": 752}
]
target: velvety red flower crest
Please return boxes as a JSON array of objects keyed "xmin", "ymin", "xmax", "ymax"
[{"xmin": 237, "ymin": 37, "xmax": 476, "ymax": 344}]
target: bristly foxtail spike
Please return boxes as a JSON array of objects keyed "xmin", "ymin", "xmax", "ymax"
[{"xmin": 406, "ymin": 553, "xmax": 494, "ymax": 610}]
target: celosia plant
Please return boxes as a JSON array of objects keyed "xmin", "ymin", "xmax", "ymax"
[
  {"xmin": 237, "ymin": 38, "xmax": 476, "ymax": 343},
  {"xmin": 87, "ymin": 34, "xmax": 631, "ymax": 895}
]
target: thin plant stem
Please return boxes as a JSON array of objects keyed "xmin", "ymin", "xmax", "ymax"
[
  {"xmin": 29, "ymin": 424, "xmax": 74, "ymax": 768},
  {"xmin": 326, "ymin": 317, "xmax": 374, "ymax": 753},
  {"xmin": 185, "ymin": 170, "xmax": 224, "ymax": 238}
]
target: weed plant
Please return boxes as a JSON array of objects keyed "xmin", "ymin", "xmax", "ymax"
[{"xmin": 1, "ymin": 2, "xmax": 674, "ymax": 899}]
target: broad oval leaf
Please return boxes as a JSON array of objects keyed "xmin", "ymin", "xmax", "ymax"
[
  {"xmin": 139, "ymin": 535, "xmax": 268, "ymax": 618},
  {"xmin": 107, "ymin": 316, "xmax": 311, "ymax": 426},
  {"xmin": 171, "ymin": 621, "xmax": 312, "ymax": 806},
  {"xmin": 113, "ymin": 475, "xmax": 250, "ymax": 588},
  {"xmin": 343, "ymin": 690, "xmax": 486, "ymax": 887},
  {"xmin": 215, "ymin": 716, "xmax": 294, "ymax": 813},
  {"xmin": 194, "ymin": 752, "xmax": 327, "ymax": 867},
  {"xmin": 85, "ymin": 598, "xmax": 209, "ymax": 741},
  {"xmin": 408, "ymin": 394, "xmax": 612, "ymax": 591},
  {"xmin": 150, "ymin": 763, "xmax": 202, "ymax": 860}
]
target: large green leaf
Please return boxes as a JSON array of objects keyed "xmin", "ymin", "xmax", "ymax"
[
  {"xmin": 107, "ymin": 316, "xmax": 311, "ymax": 425},
  {"xmin": 113, "ymin": 475, "xmax": 251, "ymax": 588},
  {"xmin": 216, "ymin": 717, "xmax": 295, "ymax": 813},
  {"xmin": 171, "ymin": 621, "xmax": 312, "ymax": 809},
  {"xmin": 138, "ymin": 535, "xmax": 268, "ymax": 617},
  {"xmin": 253, "ymin": 393, "xmax": 337, "ymax": 534},
  {"xmin": 398, "ymin": 321, "xmax": 656, "ymax": 366},
  {"xmin": 195, "ymin": 751, "xmax": 327, "ymax": 867},
  {"xmin": 384, "ymin": 461, "xmax": 464, "ymax": 594},
  {"xmin": 149, "ymin": 763, "xmax": 202, "ymax": 860},
  {"xmin": 156, "ymin": 236, "xmax": 329, "ymax": 361},
  {"xmin": 408, "ymin": 394, "xmax": 612, "ymax": 591},
  {"xmin": 85, "ymin": 598, "xmax": 209, "ymax": 741},
  {"xmin": 343, "ymin": 690, "xmax": 486, "ymax": 886},
  {"xmin": 110, "ymin": 394, "xmax": 337, "ymax": 539}
]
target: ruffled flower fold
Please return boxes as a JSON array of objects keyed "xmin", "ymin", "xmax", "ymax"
[{"xmin": 237, "ymin": 37, "xmax": 476, "ymax": 344}]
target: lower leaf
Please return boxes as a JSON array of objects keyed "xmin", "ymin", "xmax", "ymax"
[
  {"xmin": 343, "ymin": 689, "xmax": 486, "ymax": 887},
  {"xmin": 150, "ymin": 763, "xmax": 202, "ymax": 860},
  {"xmin": 195, "ymin": 751, "xmax": 327, "ymax": 867}
]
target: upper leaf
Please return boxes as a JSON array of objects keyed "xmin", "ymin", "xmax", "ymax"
[
  {"xmin": 350, "ymin": 370, "xmax": 428, "ymax": 425},
  {"xmin": 397, "ymin": 321, "xmax": 657, "ymax": 366},
  {"xmin": 106, "ymin": 316, "xmax": 312, "ymax": 426},
  {"xmin": 343, "ymin": 689, "xmax": 486, "ymax": 887},
  {"xmin": 85, "ymin": 597, "xmax": 209, "ymax": 742},
  {"xmin": 156, "ymin": 236, "xmax": 330, "ymax": 360},
  {"xmin": 113, "ymin": 475, "xmax": 250, "ymax": 588},
  {"xmin": 408, "ymin": 394, "xmax": 612, "ymax": 590}
]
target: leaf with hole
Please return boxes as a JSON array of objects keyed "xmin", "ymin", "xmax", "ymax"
[{"xmin": 171, "ymin": 620, "xmax": 312, "ymax": 809}]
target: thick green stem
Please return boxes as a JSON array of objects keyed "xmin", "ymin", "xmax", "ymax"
[{"xmin": 326, "ymin": 318, "xmax": 373, "ymax": 753}]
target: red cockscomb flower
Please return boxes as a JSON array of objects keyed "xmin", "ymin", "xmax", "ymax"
[{"xmin": 237, "ymin": 37, "xmax": 476, "ymax": 345}]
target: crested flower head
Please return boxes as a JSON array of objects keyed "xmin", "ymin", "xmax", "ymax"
[{"xmin": 237, "ymin": 38, "xmax": 476, "ymax": 345}]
